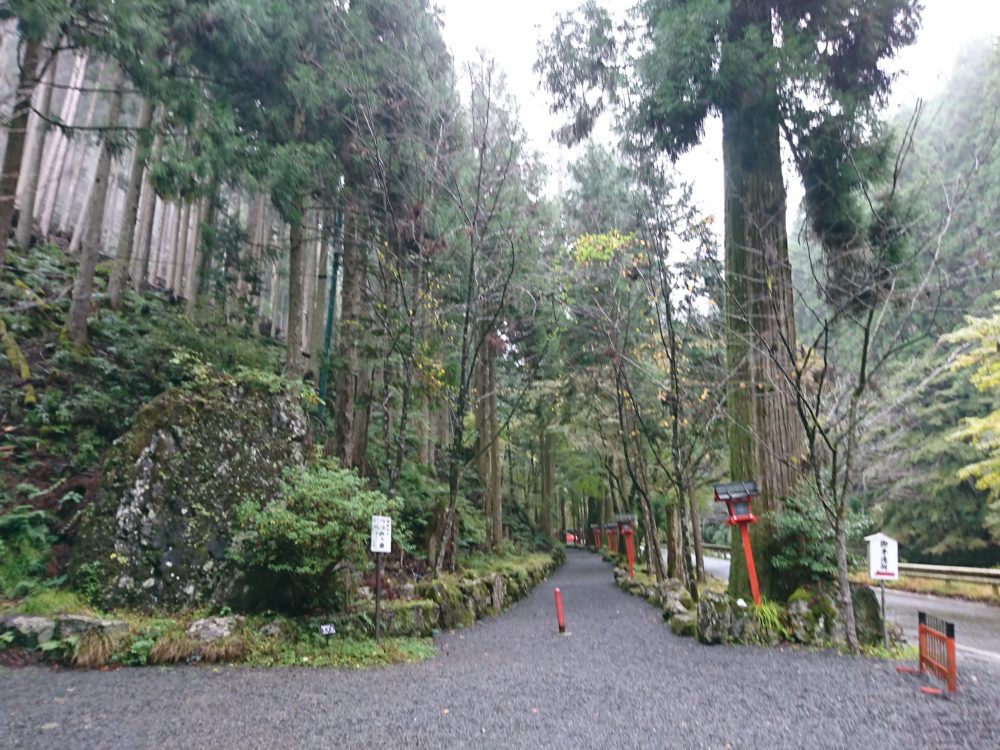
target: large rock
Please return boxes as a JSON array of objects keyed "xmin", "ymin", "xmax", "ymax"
[
  {"xmin": 0, "ymin": 615, "xmax": 55, "ymax": 648},
  {"xmin": 55, "ymin": 615, "xmax": 129, "ymax": 646},
  {"xmin": 697, "ymin": 592, "xmax": 732, "ymax": 645},
  {"xmin": 851, "ymin": 585, "xmax": 884, "ymax": 647},
  {"xmin": 187, "ymin": 616, "xmax": 244, "ymax": 642},
  {"xmin": 69, "ymin": 375, "xmax": 307, "ymax": 610},
  {"xmin": 787, "ymin": 586, "xmax": 841, "ymax": 645}
]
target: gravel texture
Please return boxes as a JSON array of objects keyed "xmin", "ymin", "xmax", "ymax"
[{"xmin": 1, "ymin": 549, "xmax": 998, "ymax": 749}]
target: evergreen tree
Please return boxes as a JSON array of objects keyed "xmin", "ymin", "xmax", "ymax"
[{"xmin": 538, "ymin": 0, "xmax": 921, "ymax": 606}]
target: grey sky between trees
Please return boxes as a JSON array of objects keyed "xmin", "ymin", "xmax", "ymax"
[{"xmin": 438, "ymin": 0, "xmax": 1000, "ymax": 229}]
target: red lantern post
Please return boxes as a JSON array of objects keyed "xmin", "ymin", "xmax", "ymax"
[
  {"xmin": 623, "ymin": 525, "xmax": 635, "ymax": 578},
  {"xmin": 714, "ymin": 481, "xmax": 762, "ymax": 606},
  {"xmin": 591, "ymin": 524, "xmax": 602, "ymax": 552}
]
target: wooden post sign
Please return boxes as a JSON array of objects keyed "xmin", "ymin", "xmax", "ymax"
[
  {"xmin": 865, "ymin": 532, "xmax": 899, "ymax": 648},
  {"xmin": 865, "ymin": 532, "xmax": 898, "ymax": 581},
  {"xmin": 371, "ymin": 515, "xmax": 391, "ymax": 644}
]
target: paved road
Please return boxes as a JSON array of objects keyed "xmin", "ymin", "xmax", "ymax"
[
  {"xmin": 1, "ymin": 550, "xmax": 998, "ymax": 749},
  {"xmin": 698, "ymin": 555, "xmax": 1000, "ymax": 664}
]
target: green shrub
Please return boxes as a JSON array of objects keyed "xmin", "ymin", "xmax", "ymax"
[
  {"xmin": 234, "ymin": 458, "xmax": 405, "ymax": 613},
  {"xmin": 17, "ymin": 589, "xmax": 93, "ymax": 616},
  {"xmin": 0, "ymin": 505, "xmax": 53, "ymax": 597},
  {"xmin": 770, "ymin": 491, "xmax": 870, "ymax": 591}
]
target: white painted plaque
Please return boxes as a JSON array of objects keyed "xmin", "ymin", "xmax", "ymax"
[
  {"xmin": 864, "ymin": 532, "xmax": 899, "ymax": 581},
  {"xmin": 371, "ymin": 515, "xmax": 392, "ymax": 554}
]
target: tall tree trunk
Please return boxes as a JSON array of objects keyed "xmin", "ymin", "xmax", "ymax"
[
  {"xmin": 39, "ymin": 53, "xmax": 87, "ymax": 235},
  {"xmin": 331, "ymin": 193, "xmax": 365, "ymax": 466},
  {"xmin": 488, "ymin": 345, "xmax": 502, "ymax": 552},
  {"xmin": 307, "ymin": 213, "xmax": 329, "ymax": 370},
  {"xmin": 15, "ymin": 49, "xmax": 57, "ymax": 249},
  {"xmin": 688, "ymin": 484, "xmax": 706, "ymax": 583},
  {"xmin": 151, "ymin": 200, "xmax": 172, "ymax": 286},
  {"xmin": 171, "ymin": 201, "xmax": 190, "ymax": 296},
  {"xmin": 130, "ymin": 128, "xmax": 163, "ymax": 292},
  {"xmin": 285, "ymin": 199, "xmax": 306, "ymax": 379},
  {"xmin": 475, "ymin": 353, "xmax": 491, "ymax": 540},
  {"xmin": 722, "ymin": 8, "xmax": 805, "ymax": 599},
  {"xmin": 60, "ymin": 60, "xmax": 105, "ymax": 238},
  {"xmin": 835, "ymin": 512, "xmax": 859, "ymax": 652},
  {"xmin": 108, "ymin": 97, "xmax": 155, "ymax": 309},
  {"xmin": 540, "ymin": 419, "xmax": 555, "ymax": 539},
  {"xmin": 66, "ymin": 65, "xmax": 125, "ymax": 346},
  {"xmin": 185, "ymin": 198, "xmax": 208, "ymax": 317},
  {"xmin": 0, "ymin": 35, "xmax": 43, "ymax": 268}
]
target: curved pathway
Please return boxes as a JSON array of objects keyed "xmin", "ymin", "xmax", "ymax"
[{"xmin": 1, "ymin": 550, "xmax": 998, "ymax": 749}]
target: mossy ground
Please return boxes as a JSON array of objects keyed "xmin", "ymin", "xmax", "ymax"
[{"xmin": 0, "ymin": 593, "xmax": 436, "ymax": 670}]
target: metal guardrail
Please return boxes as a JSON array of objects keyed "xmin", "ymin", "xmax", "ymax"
[
  {"xmin": 700, "ymin": 544, "xmax": 1000, "ymax": 594},
  {"xmin": 898, "ymin": 562, "xmax": 1000, "ymax": 590},
  {"xmin": 703, "ymin": 543, "xmax": 731, "ymax": 559}
]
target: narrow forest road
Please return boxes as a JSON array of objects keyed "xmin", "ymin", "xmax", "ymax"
[{"xmin": 2, "ymin": 550, "xmax": 998, "ymax": 749}]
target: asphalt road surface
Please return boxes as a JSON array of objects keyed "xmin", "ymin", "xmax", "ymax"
[
  {"xmin": 698, "ymin": 554, "xmax": 1000, "ymax": 665},
  {"xmin": 2, "ymin": 550, "xmax": 998, "ymax": 749}
]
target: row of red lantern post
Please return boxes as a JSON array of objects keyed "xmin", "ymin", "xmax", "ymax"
[
  {"xmin": 586, "ymin": 481, "xmax": 763, "ymax": 606},
  {"xmin": 590, "ymin": 515, "xmax": 637, "ymax": 578}
]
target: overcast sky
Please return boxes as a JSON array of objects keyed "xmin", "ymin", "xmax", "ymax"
[{"xmin": 437, "ymin": 0, "xmax": 1000, "ymax": 222}]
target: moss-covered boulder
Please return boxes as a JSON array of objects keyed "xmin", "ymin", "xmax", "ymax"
[
  {"xmin": 851, "ymin": 584, "xmax": 884, "ymax": 646},
  {"xmin": 697, "ymin": 592, "xmax": 733, "ymax": 645},
  {"xmin": 69, "ymin": 374, "xmax": 307, "ymax": 610}
]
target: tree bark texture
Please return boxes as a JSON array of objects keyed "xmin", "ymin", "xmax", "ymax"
[
  {"xmin": 331, "ymin": 194, "xmax": 366, "ymax": 467},
  {"xmin": 722, "ymin": 8, "xmax": 805, "ymax": 599},
  {"xmin": 66, "ymin": 65, "xmax": 126, "ymax": 346},
  {"xmin": 15, "ymin": 49, "xmax": 57, "ymax": 249},
  {"xmin": 108, "ymin": 97, "xmax": 155, "ymax": 309},
  {"xmin": 0, "ymin": 35, "xmax": 43, "ymax": 268}
]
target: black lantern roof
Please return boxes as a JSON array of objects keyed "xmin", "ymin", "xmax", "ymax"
[{"xmin": 713, "ymin": 481, "xmax": 760, "ymax": 502}]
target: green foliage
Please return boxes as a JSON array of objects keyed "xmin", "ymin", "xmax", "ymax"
[
  {"xmin": 246, "ymin": 632, "xmax": 435, "ymax": 669},
  {"xmin": 118, "ymin": 619, "xmax": 180, "ymax": 666},
  {"xmin": 15, "ymin": 589, "xmax": 94, "ymax": 617},
  {"xmin": 572, "ymin": 230, "xmax": 638, "ymax": 265},
  {"xmin": 753, "ymin": 599, "xmax": 787, "ymax": 641},
  {"xmin": 0, "ymin": 505, "xmax": 53, "ymax": 598},
  {"xmin": 1, "ymin": 244, "xmax": 285, "ymax": 501},
  {"xmin": 234, "ymin": 459, "xmax": 405, "ymax": 613},
  {"xmin": 770, "ymin": 493, "xmax": 870, "ymax": 590},
  {"xmin": 393, "ymin": 462, "xmax": 448, "ymax": 555},
  {"xmin": 945, "ymin": 293, "xmax": 1000, "ymax": 542}
]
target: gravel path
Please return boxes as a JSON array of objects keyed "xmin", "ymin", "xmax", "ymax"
[{"xmin": 2, "ymin": 550, "xmax": 998, "ymax": 749}]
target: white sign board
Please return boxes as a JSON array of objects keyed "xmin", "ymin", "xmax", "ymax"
[
  {"xmin": 371, "ymin": 515, "xmax": 392, "ymax": 554},
  {"xmin": 865, "ymin": 532, "xmax": 899, "ymax": 581}
]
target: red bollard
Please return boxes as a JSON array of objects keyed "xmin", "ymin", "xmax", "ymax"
[{"xmin": 554, "ymin": 588, "xmax": 566, "ymax": 633}]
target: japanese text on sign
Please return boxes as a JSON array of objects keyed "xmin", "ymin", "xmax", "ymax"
[
  {"xmin": 865, "ymin": 532, "xmax": 899, "ymax": 581},
  {"xmin": 371, "ymin": 515, "xmax": 392, "ymax": 554}
]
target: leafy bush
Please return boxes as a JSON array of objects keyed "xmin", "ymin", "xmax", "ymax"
[
  {"xmin": 0, "ymin": 506, "xmax": 54, "ymax": 597},
  {"xmin": 769, "ymin": 493, "xmax": 837, "ymax": 586},
  {"xmin": 770, "ymin": 491, "xmax": 871, "ymax": 591},
  {"xmin": 234, "ymin": 459, "xmax": 405, "ymax": 613}
]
